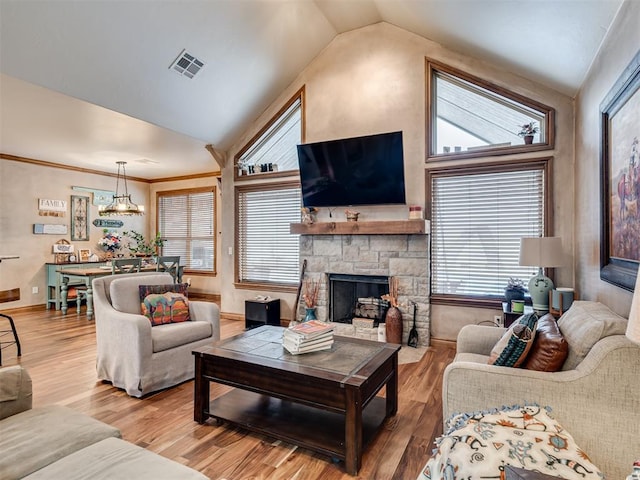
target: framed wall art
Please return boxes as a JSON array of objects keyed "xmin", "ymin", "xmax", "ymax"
[
  {"xmin": 600, "ymin": 49, "xmax": 640, "ymax": 291},
  {"xmin": 70, "ymin": 195, "xmax": 90, "ymax": 242}
]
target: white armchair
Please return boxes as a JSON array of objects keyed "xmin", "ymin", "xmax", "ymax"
[{"xmin": 92, "ymin": 272, "xmax": 220, "ymax": 397}]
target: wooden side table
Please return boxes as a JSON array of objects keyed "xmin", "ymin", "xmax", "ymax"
[
  {"xmin": 502, "ymin": 302, "xmax": 534, "ymax": 328},
  {"xmin": 245, "ymin": 298, "xmax": 280, "ymax": 329}
]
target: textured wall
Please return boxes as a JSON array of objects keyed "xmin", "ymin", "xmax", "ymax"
[
  {"xmin": 221, "ymin": 22, "xmax": 576, "ymax": 339},
  {"xmin": 574, "ymin": 0, "xmax": 640, "ymax": 317}
]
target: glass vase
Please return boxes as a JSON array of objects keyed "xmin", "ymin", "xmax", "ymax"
[{"xmin": 304, "ymin": 307, "xmax": 317, "ymax": 322}]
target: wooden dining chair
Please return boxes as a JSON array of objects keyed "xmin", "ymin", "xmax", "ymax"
[
  {"xmin": 111, "ymin": 258, "xmax": 142, "ymax": 274},
  {"xmin": 0, "ymin": 287, "xmax": 21, "ymax": 365},
  {"xmin": 155, "ymin": 256, "xmax": 181, "ymax": 283}
]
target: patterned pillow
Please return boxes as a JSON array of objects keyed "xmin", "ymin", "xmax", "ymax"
[
  {"xmin": 139, "ymin": 284, "xmax": 190, "ymax": 326},
  {"xmin": 489, "ymin": 313, "xmax": 538, "ymax": 367}
]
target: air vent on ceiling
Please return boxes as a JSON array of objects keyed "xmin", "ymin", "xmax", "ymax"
[{"xmin": 169, "ymin": 49, "xmax": 205, "ymax": 79}]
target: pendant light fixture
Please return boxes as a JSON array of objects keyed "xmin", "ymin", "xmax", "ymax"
[{"xmin": 98, "ymin": 161, "xmax": 145, "ymax": 216}]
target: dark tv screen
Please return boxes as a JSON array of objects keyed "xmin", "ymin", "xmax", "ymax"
[{"xmin": 297, "ymin": 131, "xmax": 406, "ymax": 208}]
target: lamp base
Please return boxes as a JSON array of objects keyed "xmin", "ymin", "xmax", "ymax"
[{"xmin": 528, "ymin": 269, "xmax": 555, "ymax": 313}]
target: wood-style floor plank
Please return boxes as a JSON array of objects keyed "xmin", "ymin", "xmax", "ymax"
[{"xmin": 0, "ymin": 307, "xmax": 456, "ymax": 479}]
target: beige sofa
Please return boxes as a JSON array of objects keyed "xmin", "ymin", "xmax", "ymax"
[
  {"xmin": 0, "ymin": 365, "xmax": 208, "ymax": 479},
  {"xmin": 442, "ymin": 301, "xmax": 640, "ymax": 479},
  {"xmin": 92, "ymin": 272, "xmax": 220, "ymax": 397}
]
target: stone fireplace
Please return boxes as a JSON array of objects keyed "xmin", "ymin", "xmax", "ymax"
[
  {"xmin": 328, "ymin": 273, "xmax": 389, "ymax": 324},
  {"xmin": 297, "ymin": 226, "xmax": 430, "ymax": 346}
]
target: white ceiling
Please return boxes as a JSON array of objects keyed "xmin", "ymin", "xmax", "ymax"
[{"xmin": 0, "ymin": 0, "xmax": 623, "ymax": 179}]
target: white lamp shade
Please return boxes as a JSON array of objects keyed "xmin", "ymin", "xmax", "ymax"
[
  {"xmin": 519, "ymin": 237, "xmax": 564, "ymax": 267},
  {"xmin": 626, "ymin": 272, "xmax": 640, "ymax": 345}
]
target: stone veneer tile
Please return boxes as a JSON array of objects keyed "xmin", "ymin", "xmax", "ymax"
[
  {"xmin": 370, "ymin": 236, "xmax": 408, "ymax": 252},
  {"xmin": 313, "ymin": 238, "xmax": 343, "ymax": 256},
  {"xmin": 389, "ymin": 257, "xmax": 427, "ymax": 277}
]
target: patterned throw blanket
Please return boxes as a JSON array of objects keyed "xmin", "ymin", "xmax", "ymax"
[{"xmin": 419, "ymin": 404, "xmax": 604, "ymax": 480}]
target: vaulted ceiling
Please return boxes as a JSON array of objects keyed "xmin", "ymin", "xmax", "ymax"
[{"xmin": 0, "ymin": 0, "xmax": 623, "ymax": 179}]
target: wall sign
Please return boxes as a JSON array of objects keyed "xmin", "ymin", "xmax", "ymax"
[
  {"xmin": 93, "ymin": 219, "xmax": 124, "ymax": 228},
  {"xmin": 38, "ymin": 199, "xmax": 67, "ymax": 217},
  {"xmin": 34, "ymin": 224, "xmax": 68, "ymax": 235},
  {"xmin": 72, "ymin": 186, "xmax": 115, "ymax": 206}
]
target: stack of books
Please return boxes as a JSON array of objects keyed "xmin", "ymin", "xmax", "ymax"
[{"xmin": 283, "ymin": 320, "xmax": 334, "ymax": 355}]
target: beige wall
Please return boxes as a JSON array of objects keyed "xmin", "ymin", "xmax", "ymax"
[
  {"xmin": 0, "ymin": 159, "xmax": 147, "ymax": 308},
  {"xmin": 220, "ymin": 22, "xmax": 576, "ymax": 336},
  {"xmin": 575, "ymin": 0, "xmax": 640, "ymax": 317}
]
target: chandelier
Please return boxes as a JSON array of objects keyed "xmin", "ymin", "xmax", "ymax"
[{"xmin": 98, "ymin": 161, "xmax": 145, "ymax": 216}]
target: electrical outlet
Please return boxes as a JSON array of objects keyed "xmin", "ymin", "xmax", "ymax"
[
  {"xmin": 32, "ymin": 286, "xmax": 39, "ymax": 294},
  {"xmin": 228, "ymin": 246, "xmax": 233, "ymax": 256},
  {"xmin": 494, "ymin": 315, "xmax": 503, "ymax": 327}
]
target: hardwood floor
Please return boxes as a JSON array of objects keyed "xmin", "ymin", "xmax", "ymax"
[{"xmin": 0, "ymin": 307, "xmax": 456, "ymax": 480}]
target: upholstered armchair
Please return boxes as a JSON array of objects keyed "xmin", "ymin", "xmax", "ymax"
[
  {"xmin": 442, "ymin": 301, "xmax": 640, "ymax": 479},
  {"xmin": 92, "ymin": 272, "xmax": 220, "ymax": 397}
]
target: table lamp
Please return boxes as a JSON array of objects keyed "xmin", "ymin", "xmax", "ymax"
[
  {"xmin": 626, "ymin": 272, "xmax": 640, "ymax": 345},
  {"xmin": 519, "ymin": 237, "xmax": 564, "ymax": 312}
]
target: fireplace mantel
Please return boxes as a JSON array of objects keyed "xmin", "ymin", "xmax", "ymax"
[{"xmin": 290, "ymin": 220, "xmax": 429, "ymax": 235}]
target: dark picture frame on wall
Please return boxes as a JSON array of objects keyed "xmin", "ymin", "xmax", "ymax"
[
  {"xmin": 70, "ymin": 195, "xmax": 90, "ymax": 242},
  {"xmin": 600, "ymin": 49, "xmax": 640, "ymax": 291}
]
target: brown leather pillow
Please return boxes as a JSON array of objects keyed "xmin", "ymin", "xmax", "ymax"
[{"xmin": 523, "ymin": 313, "xmax": 568, "ymax": 371}]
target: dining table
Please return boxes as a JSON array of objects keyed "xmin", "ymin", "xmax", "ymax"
[{"xmin": 57, "ymin": 264, "xmax": 181, "ymax": 320}]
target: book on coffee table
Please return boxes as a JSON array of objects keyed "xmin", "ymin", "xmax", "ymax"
[
  {"xmin": 283, "ymin": 336, "xmax": 334, "ymax": 354},
  {"xmin": 286, "ymin": 320, "xmax": 334, "ymax": 339}
]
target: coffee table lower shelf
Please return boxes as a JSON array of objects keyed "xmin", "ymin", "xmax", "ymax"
[{"xmin": 206, "ymin": 388, "xmax": 388, "ymax": 462}]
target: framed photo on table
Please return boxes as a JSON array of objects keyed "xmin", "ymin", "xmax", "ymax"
[
  {"xmin": 78, "ymin": 249, "xmax": 91, "ymax": 262},
  {"xmin": 70, "ymin": 195, "xmax": 90, "ymax": 242},
  {"xmin": 600, "ymin": 49, "xmax": 640, "ymax": 291}
]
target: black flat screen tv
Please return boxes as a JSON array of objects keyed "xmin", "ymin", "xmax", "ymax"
[{"xmin": 297, "ymin": 131, "xmax": 406, "ymax": 208}]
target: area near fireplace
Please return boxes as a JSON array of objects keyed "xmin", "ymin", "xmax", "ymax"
[{"xmin": 295, "ymin": 221, "xmax": 430, "ymax": 346}]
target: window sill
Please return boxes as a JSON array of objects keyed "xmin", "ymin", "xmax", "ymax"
[{"xmin": 234, "ymin": 281, "xmax": 297, "ymax": 294}]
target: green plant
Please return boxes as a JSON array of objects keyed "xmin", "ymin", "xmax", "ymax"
[
  {"xmin": 123, "ymin": 230, "xmax": 164, "ymax": 256},
  {"xmin": 517, "ymin": 122, "xmax": 539, "ymax": 137}
]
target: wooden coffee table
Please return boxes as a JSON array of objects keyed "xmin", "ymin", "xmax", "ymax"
[{"xmin": 193, "ymin": 325, "xmax": 400, "ymax": 475}]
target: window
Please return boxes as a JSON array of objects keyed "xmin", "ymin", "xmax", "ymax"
[
  {"xmin": 235, "ymin": 87, "xmax": 305, "ymax": 179},
  {"xmin": 157, "ymin": 188, "xmax": 216, "ymax": 274},
  {"xmin": 234, "ymin": 88, "xmax": 305, "ymax": 290},
  {"xmin": 427, "ymin": 160, "xmax": 551, "ymax": 306},
  {"xmin": 236, "ymin": 182, "xmax": 301, "ymax": 287},
  {"xmin": 426, "ymin": 60, "xmax": 555, "ymax": 160}
]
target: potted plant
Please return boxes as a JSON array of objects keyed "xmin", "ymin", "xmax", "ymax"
[
  {"xmin": 518, "ymin": 122, "xmax": 539, "ymax": 144},
  {"xmin": 123, "ymin": 230, "xmax": 165, "ymax": 257},
  {"xmin": 504, "ymin": 277, "xmax": 527, "ymax": 309}
]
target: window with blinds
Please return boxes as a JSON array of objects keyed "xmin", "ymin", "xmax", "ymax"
[
  {"xmin": 157, "ymin": 188, "xmax": 215, "ymax": 273},
  {"xmin": 430, "ymin": 163, "xmax": 548, "ymax": 300},
  {"xmin": 237, "ymin": 184, "xmax": 301, "ymax": 285}
]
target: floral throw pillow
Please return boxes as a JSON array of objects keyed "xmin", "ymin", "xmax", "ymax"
[{"xmin": 139, "ymin": 283, "xmax": 190, "ymax": 326}]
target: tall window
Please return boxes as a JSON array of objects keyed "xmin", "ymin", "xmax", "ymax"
[
  {"xmin": 157, "ymin": 188, "xmax": 216, "ymax": 274},
  {"xmin": 427, "ymin": 60, "xmax": 555, "ymax": 160},
  {"xmin": 428, "ymin": 160, "xmax": 550, "ymax": 306},
  {"xmin": 234, "ymin": 89, "xmax": 304, "ymax": 289},
  {"xmin": 237, "ymin": 182, "xmax": 301, "ymax": 286}
]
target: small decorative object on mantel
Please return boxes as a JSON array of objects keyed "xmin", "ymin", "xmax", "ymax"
[
  {"xmin": 382, "ymin": 276, "xmax": 402, "ymax": 344},
  {"xmin": 345, "ymin": 209, "xmax": 360, "ymax": 222},
  {"xmin": 504, "ymin": 277, "xmax": 527, "ymax": 311},
  {"xmin": 627, "ymin": 460, "xmax": 640, "ymax": 480},
  {"xmin": 408, "ymin": 205, "xmax": 424, "ymax": 220},
  {"xmin": 517, "ymin": 121, "xmax": 539, "ymax": 144},
  {"xmin": 301, "ymin": 207, "xmax": 318, "ymax": 225}
]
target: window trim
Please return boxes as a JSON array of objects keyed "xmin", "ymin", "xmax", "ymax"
[
  {"xmin": 426, "ymin": 157, "xmax": 554, "ymax": 309},
  {"xmin": 425, "ymin": 59, "xmax": 556, "ymax": 162},
  {"xmin": 156, "ymin": 186, "xmax": 217, "ymax": 276},
  {"xmin": 234, "ymin": 179, "xmax": 301, "ymax": 292},
  {"xmin": 234, "ymin": 86, "xmax": 306, "ymax": 182}
]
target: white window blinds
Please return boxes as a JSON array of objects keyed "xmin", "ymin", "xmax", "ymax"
[
  {"xmin": 238, "ymin": 186, "xmax": 301, "ymax": 285},
  {"xmin": 158, "ymin": 189, "xmax": 215, "ymax": 273},
  {"xmin": 431, "ymin": 168, "xmax": 544, "ymax": 297}
]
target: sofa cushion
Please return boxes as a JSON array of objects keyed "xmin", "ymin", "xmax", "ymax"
[
  {"xmin": 558, "ymin": 301, "xmax": 628, "ymax": 370},
  {"xmin": 151, "ymin": 320, "xmax": 213, "ymax": 353},
  {"xmin": 109, "ymin": 274, "xmax": 174, "ymax": 314},
  {"xmin": 489, "ymin": 313, "xmax": 537, "ymax": 367},
  {"xmin": 23, "ymin": 437, "xmax": 208, "ymax": 480},
  {"xmin": 523, "ymin": 313, "xmax": 569, "ymax": 372},
  {"xmin": 139, "ymin": 283, "xmax": 190, "ymax": 325},
  {"xmin": 0, "ymin": 405, "xmax": 121, "ymax": 480}
]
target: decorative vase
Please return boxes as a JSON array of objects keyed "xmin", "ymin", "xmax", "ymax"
[
  {"xmin": 385, "ymin": 306, "xmax": 402, "ymax": 344},
  {"xmin": 304, "ymin": 307, "xmax": 317, "ymax": 322},
  {"xmin": 524, "ymin": 134, "xmax": 534, "ymax": 144}
]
